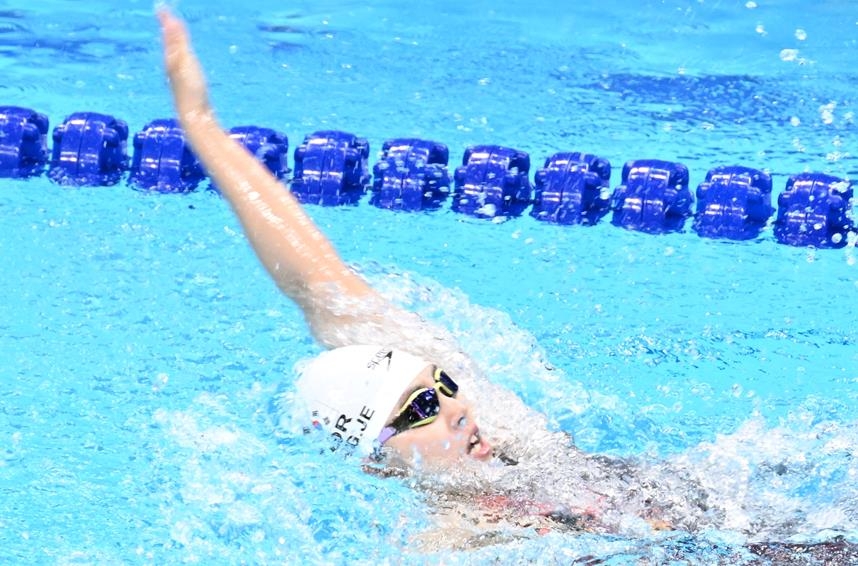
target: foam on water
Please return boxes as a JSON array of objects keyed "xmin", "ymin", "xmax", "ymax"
[
  {"xmin": 268, "ymin": 265, "xmax": 858, "ymax": 557},
  {"xmin": 126, "ymin": 266, "xmax": 828, "ymax": 563}
]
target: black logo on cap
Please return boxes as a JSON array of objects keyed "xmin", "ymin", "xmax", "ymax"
[{"xmin": 367, "ymin": 348, "xmax": 394, "ymax": 370}]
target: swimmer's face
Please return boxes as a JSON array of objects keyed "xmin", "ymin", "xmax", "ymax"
[{"xmin": 382, "ymin": 364, "xmax": 493, "ymax": 467}]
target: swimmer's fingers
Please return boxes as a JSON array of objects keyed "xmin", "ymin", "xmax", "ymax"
[
  {"xmin": 157, "ymin": 7, "xmax": 212, "ymax": 123},
  {"xmin": 157, "ymin": 8, "xmax": 190, "ymax": 81}
]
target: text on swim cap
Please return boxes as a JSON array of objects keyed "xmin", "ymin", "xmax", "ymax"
[
  {"xmin": 366, "ymin": 348, "xmax": 394, "ymax": 370},
  {"xmin": 329, "ymin": 405, "xmax": 375, "ymax": 452}
]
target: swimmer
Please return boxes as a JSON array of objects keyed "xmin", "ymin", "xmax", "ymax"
[
  {"xmin": 157, "ymin": 7, "xmax": 699, "ymax": 541},
  {"xmin": 157, "ymin": 7, "xmax": 493, "ymax": 470},
  {"xmin": 157, "ymin": 8, "xmax": 852, "ymax": 549}
]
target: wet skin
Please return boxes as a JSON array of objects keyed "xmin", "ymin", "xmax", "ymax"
[{"xmin": 383, "ymin": 365, "xmax": 494, "ymax": 467}]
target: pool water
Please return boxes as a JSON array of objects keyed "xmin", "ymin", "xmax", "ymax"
[{"xmin": 1, "ymin": 0, "xmax": 857, "ymax": 563}]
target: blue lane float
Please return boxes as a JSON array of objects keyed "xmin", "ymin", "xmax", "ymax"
[
  {"xmin": 129, "ymin": 118, "xmax": 204, "ymax": 193},
  {"xmin": 228, "ymin": 126, "xmax": 289, "ymax": 179},
  {"xmin": 693, "ymin": 165, "xmax": 774, "ymax": 240},
  {"xmin": 610, "ymin": 159, "xmax": 693, "ymax": 233},
  {"xmin": 291, "ymin": 130, "xmax": 370, "ymax": 206},
  {"xmin": 370, "ymin": 138, "xmax": 450, "ymax": 211},
  {"xmin": 0, "ymin": 106, "xmax": 854, "ymax": 248},
  {"xmin": 0, "ymin": 106, "xmax": 49, "ymax": 178},
  {"xmin": 452, "ymin": 145, "xmax": 532, "ymax": 218},
  {"xmin": 49, "ymin": 112, "xmax": 128, "ymax": 186},
  {"xmin": 774, "ymin": 172, "xmax": 854, "ymax": 248},
  {"xmin": 530, "ymin": 152, "xmax": 611, "ymax": 225}
]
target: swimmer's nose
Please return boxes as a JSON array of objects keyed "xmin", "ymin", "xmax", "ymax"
[{"xmin": 439, "ymin": 394, "xmax": 471, "ymax": 430}]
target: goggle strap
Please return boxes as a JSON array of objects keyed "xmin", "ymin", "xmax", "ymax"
[{"xmin": 377, "ymin": 426, "xmax": 397, "ymax": 445}]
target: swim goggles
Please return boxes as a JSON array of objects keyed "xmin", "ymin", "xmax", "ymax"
[{"xmin": 377, "ymin": 368, "xmax": 458, "ymax": 445}]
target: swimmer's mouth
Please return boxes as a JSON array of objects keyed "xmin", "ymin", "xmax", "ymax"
[
  {"xmin": 468, "ymin": 430, "xmax": 481, "ymax": 452},
  {"xmin": 466, "ymin": 424, "xmax": 492, "ymax": 460}
]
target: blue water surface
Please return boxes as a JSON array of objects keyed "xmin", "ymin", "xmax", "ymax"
[{"xmin": 1, "ymin": 0, "xmax": 856, "ymax": 563}]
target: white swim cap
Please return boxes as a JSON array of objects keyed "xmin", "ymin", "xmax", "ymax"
[{"xmin": 295, "ymin": 345, "xmax": 430, "ymax": 456}]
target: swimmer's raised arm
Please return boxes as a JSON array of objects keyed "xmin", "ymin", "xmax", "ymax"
[{"xmin": 158, "ymin": 8, "xmax": 408, "ymax": 346}]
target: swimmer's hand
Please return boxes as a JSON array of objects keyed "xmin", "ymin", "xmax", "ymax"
[{"xmin": 157, "ymin": 7, "xmax": 213, "ymax": 128}]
